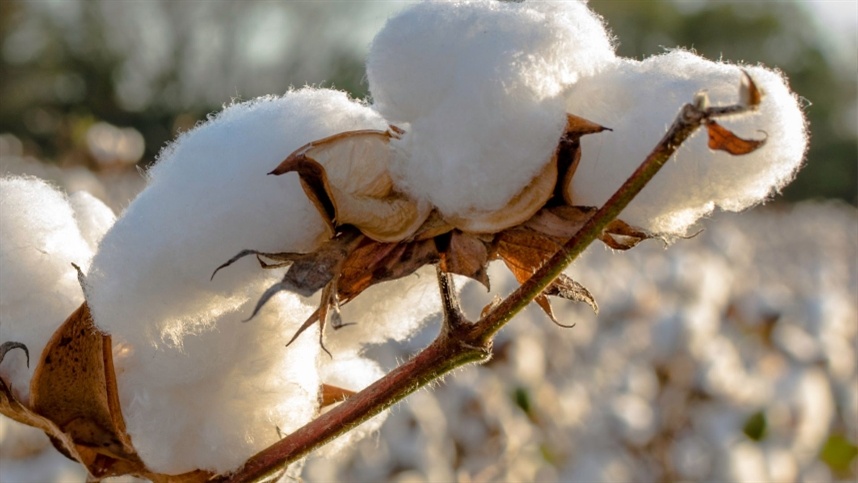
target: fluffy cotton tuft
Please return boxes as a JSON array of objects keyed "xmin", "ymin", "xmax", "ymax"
[
  {"xmin": 87, "ymin": 88, "xmax": 389, "ymax": 349},
  {"xmin": 113, "ymin": 295, "xmax": 323, "ymax": 474},
  {"xmin": 83, "ymin": 88, "xmax": 399, "ymax": 473},
  {"xmin": 328, "ymin": 266, "xmax": 441, "ymax": 352},
  {"xmin": 566, "ymin": 51, "xmax": 808, "ymax": 235},
  {"xmin": 0, "ymin": 177, "xmax": 111, "ymax": 403},
  {"xmin": 367, "ymin": 0, "xmax": 616, "ymax": 219},
  {"xmin": 68, "ymin": 190, "xmax": 116, "ymax": 253}
]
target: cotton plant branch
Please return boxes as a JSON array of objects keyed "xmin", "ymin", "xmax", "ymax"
[{"xmin": 219, "ymin": 74, "xmax": 763, "ymax": 483}]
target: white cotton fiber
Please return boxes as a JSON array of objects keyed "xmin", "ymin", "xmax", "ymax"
[
  {"xmin": 566, "ymin": 51, "xmax": 808, "ymax": 235},
  {"xmin": 113, "ymin": 295, "xmax": 322, "ymax": 474},
  {"xmin": 86, "ymin": 88, "xmax": 389, "ymax": 349},
  {"xmin": 68, "ymin": 191, "xmax": 116, "ymax": 253},
  {"xmin": 84, "ymin": 88, "xmax": 392, "ymax": 473},
  {"xmin": 328, "ymin": 266, "xmax": 441, "ymax": 352},
  {"xmin": 367, "ymin": 0, "xmax": 616, "ymax": 220},
  {"xmin": 0, "ymin": 177, "xmax": 96, "ymax": 403}
]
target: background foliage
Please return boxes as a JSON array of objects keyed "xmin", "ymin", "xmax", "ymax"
[{"xmin": 0, "ymin": 0, "xmax": 855, "ymax": 203}]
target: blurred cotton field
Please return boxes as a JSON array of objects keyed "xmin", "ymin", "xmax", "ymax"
[
  {"xmin": 302, "ymin": 204, "xmax": 858, "ymax": 482},
  {"xmin": 1, "ymin": 156, "xmax": 856, "ymax": 481}
]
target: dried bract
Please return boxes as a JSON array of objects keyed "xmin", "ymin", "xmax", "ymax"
[
  {"xmin": 0, "ymin": 304, "xmax": 213, "ymax": 482},
  {"xmin": 224, "ymin": 112, "xmax": 656, "ymax": 344}
]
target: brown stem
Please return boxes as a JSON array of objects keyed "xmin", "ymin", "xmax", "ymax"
[
  {"xmin": 437, "ymin": 264, "xmax": 466, "ymax": 331},
  {"xmin": 220, "ymin": 81, "xmax": 758, "ymax": 483}
]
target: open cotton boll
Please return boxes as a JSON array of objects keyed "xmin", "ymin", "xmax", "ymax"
[
  {"xmin": 368, "ymin": 0, "xmax": 616, "ymax": 219},
  {"xmin": 0, "ymin": 177, "xmax": 93, "ymax": 402},
  {"xmin": 367, "ymin": 0, "xmax": 616, "ymax": 123},
  {"xmin": 86, "ymin": 88, "xmax": 390, "ymax": 349},
  {"xmin": 68, "ymin": 190, "xmax": 116, "ymax": 253},
  {"xmin": 83, "ymin": 88, "xmax": 390, "ymax": 473},
  {"xmin": 113, "ymin": 294, "xmax": 321, "ymax": 474},
  {"xmin": 567, "ymin": 51, "xmax": 807, "ymax": 235},
  {"xmin": 393, "ymin": 94, "xmax": 566, "ymax": 219}
]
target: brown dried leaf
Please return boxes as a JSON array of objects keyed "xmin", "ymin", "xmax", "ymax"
[
  {"xmin": 210, "ymin": 249, "xmax": 305, "ymax": 281},
  {"xmin": 339, "ymin": 237, "xmax": 439, "ymax": 300},
  {"xmin": 411, "ymin": 210, "xmax": 455, "ymax": 241},
  {"xmin": 601, "ymin": 219, "xmax": 654, "ymax": 250},
  {"xmin": 243, "ymin": 230, "xmax": 364, "ymax": 322},
  {"xmin": 495, "ymin": 227, "xmax": 568, "ymax": 323},
  {"xmin": 523, "ymin": 205, "xmax": 593, "ymax": 240},
  {"xmin": 30, "ymin": 303, "xmax": 136, "ymax": 463},
  {"xmin": 707, "ymin": 121, "xmax": 766, "ymax": 155},
  {"xmin": 337, "ymin": 240, "xmax": 403, "ymax": 299},
  {"xmin": 0, "ymin": 342, "xmax": 72, "ymax": 442},
  {"xmin": 495, "ymin": 230, "xmax": 598, "ymax": 325},
  {"xmin": 495, "ymin": 227, "xmax": 562, "ymax": 285},
  {"xmin": 284, "ymin": 236, "xmax": 439, "ymax": 348},
  {"xmin": 320, "ymin": 384, "xmax": 357, "ymax": 408},
  {"xmin": 440, "ymin": 232, "xmax": 490, "ymax": 290},
  {"xmin": 526, "ymin": 205, "xmax": 655, "ymax": 251},
  {"xmin": 545, "ymin": 274, "xmax": 598, "ymax": 315},
  {"xmin": 270, "ymin": 156, "xmax": 336, "ymax": 235},
  {"xmin": 557, "ymin": 114, "xmax": 611, "ymax": 205},
  {"xmin": 739, "ymin": 70, "xmax": 763, "ymax": 108},
  {"xmin": 271, "ymin": 128, "xmax": 431, "ymax": 242},
  {"xmin": 1, "ymin": 306, "xmax": 214, "ymax": 482},
  {"xmin": 532, "ymin": 294, "xmax": 559, "ymax": 325}
]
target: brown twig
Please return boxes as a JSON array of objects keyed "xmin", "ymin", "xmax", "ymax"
[{"xmin": 219, "ymin": 77, "xmax": 760, "ymax": 483}]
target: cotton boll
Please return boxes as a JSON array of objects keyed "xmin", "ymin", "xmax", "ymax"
[
  {"xmin": 114, "ymin": 294, "xmax": 321, "ymax": 474},
  {"xmin": 368, "ymin": 0, "xmax": 615, "ymax": 123},
  {"xmin": 0, "ymin": 177, "xmax": 93, "ymax": 403},
  {"xmin": 368, "ymin": 0, "xmax": 616, "ymax": 222},
  {"xmin": 567, "ymin": 51, "xmax": 807, "ymax": 235},
  {"xmin": 86, "ymin": 88, "xmax": 389, "ymax": 349},
  {"xmin": 84, "ymin": 88, "xmax": 392, "ymax": 473},
  {"xmin": 68, "ymin": 190, "xmax": 116, "ymax": 253},
  {"xmin": 393, "ymin": 95, "xmax": 566, "ymax": 219}
]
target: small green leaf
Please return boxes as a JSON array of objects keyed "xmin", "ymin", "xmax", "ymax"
[
  {"xmin": 820, "ymin": 434, "xmax": 858, "ymax": 475},
  {"xmin": 512, "ymin": 386, "xmax": 532, "ymax": 417},
  {"xmin": 742, "ymin": 410, "xmax": 767, "ymax": 441}
]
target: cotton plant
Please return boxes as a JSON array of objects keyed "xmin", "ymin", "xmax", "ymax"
[{"xmin": 0, "ymin": 0, "xmax": 807, "ymax": 480}]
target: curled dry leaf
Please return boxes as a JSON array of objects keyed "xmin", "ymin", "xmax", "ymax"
[
  {"xmin": 739, "ymin": 69, "xmax": 764, "ymax": 108},
  {"xmin": 320, "ymin": 384, "xmax": 357, "ymax": 409},
  {"xmin": 31, "ymin": 303, "xmax": 136, "ymax": 463},
  {"xmin": 270, "ymin": 127, "xmax": 431, "ymax": 242},
  {"xmin": 707, "ymin": 120, "xmax": 767, "ymax": 155},
  {"xmin": 0, "ymin": 303, "xmax": 213, "ymax": 482}
]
